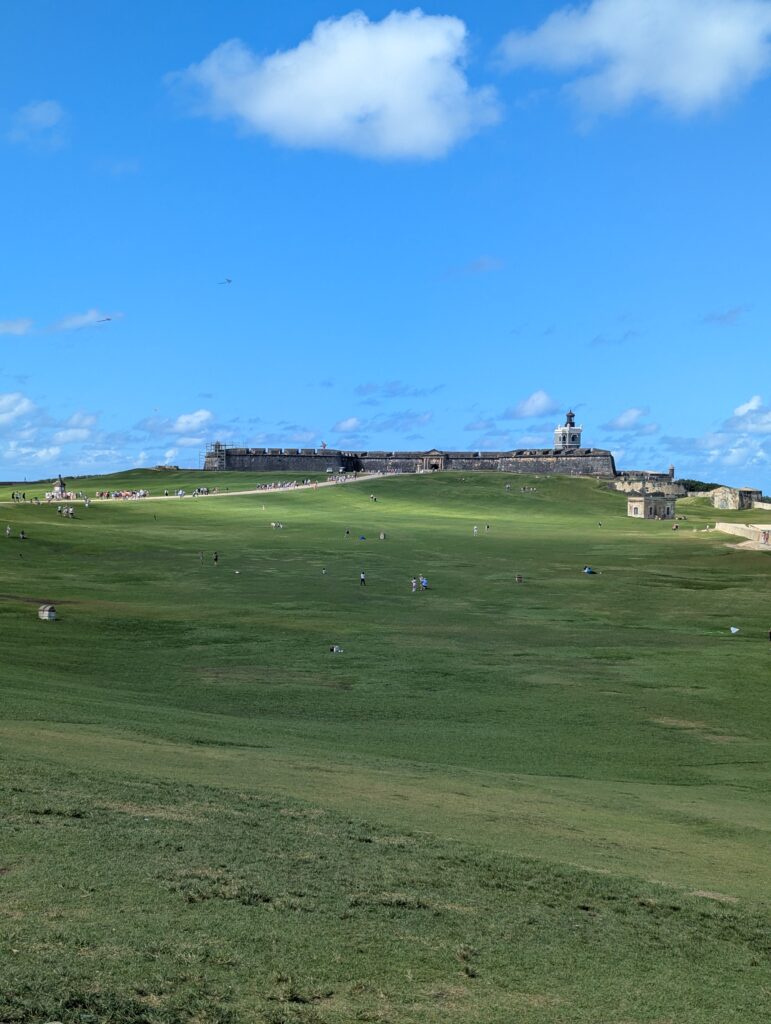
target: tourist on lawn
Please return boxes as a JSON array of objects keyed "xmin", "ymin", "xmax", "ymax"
[{"xmin": 360, "ymin": 571, "xmax": 366, "ymax": 586}]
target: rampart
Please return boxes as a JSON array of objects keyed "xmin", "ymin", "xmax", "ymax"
[
  {"xmin": 204, "ymin": 444, "xmax": 617, "ymax": 477},
  {"xmin": 714, "ymin": 522, "xmax": 771, "ymax": 545}
]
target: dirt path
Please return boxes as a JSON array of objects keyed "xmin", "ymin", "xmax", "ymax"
[{"xmin": 2, "ymin": 473, "xmax": 392, "ymax": 506}]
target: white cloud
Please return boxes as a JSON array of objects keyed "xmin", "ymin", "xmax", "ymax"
[
  {"xmin": 333, "ymin": 416, "xmax": 362, "ymax": 432},
  {"xmin": 0, "ymin": 318, "xmax": 33, "ymax": 336},
  {"xmin": 4, "ymin": 440, "xmax": 61, "ymax": 464},
  {"xmin": 734, "ymin": 394, "xmax": 762, "ymax": 416},
  {"xmin": 171, "ymin": 10, "xmax": 500, "ymax": 159},
  {"xmin": 8, "ymin": 100, "xmax": 66, "ymax": 146},
  {"xmin": 171, "ymin": 409, "xmax": 213, "ymax": 433},
  {"xmin": 0, "ymin": 392, "xmax": 35, "ymax": 426},
  {"xmin": 499, "ymin": 0, "xmax": 771, "ymax": 115},
  {"xmin": 176, "ymin": 436, "xmax": 205, "ymax": 447},
  {"xmin": 503, "ymin": 390, "xmax": 560, "ymax": 419},
  {"xmin": 724, "ymin": 397, "xmax": 771, "ymax": 434},
  {"xmin": 604, "ymin": 407, "xmax": 645, "ymax": 429},
  {"xmin": 66, "ymin": 411, "xmax": 97, "ymax": 428},
  {"xmin": 164, "ymin": 448, "xmax": 179, "ymax": 461},
  {"xmin": 52, "ymin": 428, "xmax": 90, "ymax": 444},
  {"xmin": 54, "ymin": 309, "xmax": 119, "ymax": 331},
  {"xmin": 31, "ymin": 445, "xmax": 61, "ymax": 462},
  {"xmin": 735, "ymin": 410, "xmax": 771, "ymax": 434}
]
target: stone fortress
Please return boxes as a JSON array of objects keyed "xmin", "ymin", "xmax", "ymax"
[{"xmin": 204, "ymin": 410, "xmax": 673, "ymax": 485}]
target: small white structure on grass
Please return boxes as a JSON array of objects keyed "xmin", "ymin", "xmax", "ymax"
[
  {"xmin": 627, "ymin": 494, "xmax": 676, "ymax": 520},
  {"xmin": 38, "ymin": 604, "xmax": 57, "ymax": 621}
]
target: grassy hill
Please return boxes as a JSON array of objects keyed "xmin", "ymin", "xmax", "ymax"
[{"xmin": 1, "ymin": 471, "xmax": 769, "ymax": 1023}]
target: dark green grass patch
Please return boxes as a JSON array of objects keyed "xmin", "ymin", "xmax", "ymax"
[{"xmin": 2, "ymin": 761, "xmax": 770, "ymax": 1024}]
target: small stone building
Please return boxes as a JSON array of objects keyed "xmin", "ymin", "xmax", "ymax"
[
  {"xmin": 627, "ymin": 494, "xmax": 676, "ymax": 520},
  {"xmin": 711, "ymin": 486, "xmax": 762, "ymax": 510}
]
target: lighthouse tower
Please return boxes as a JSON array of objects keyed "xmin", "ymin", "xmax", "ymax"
[{"xmin": 554, "ymin": 410, "xmax": 582, "ymax": 450}]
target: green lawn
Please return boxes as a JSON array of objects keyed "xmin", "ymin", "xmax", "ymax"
[
  {"xmin": 1, "ymin": 471, "xmax": 769, "ymax": 1023},
  {"xmin": 0, "ymin": 467, "xmax": 329, "ymax": 501}
]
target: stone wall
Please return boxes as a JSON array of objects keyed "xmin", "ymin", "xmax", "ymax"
[
  {"xmin": 714, "ymin": 522, "xmax": 771, "ymax": 544},
  {"xmin": 612, "ymin": 479, "xmax": 686, "ymax": 497},
  {"xmin": 203, "ymin": 445, "xmax": 617, "ymax": 478},
  {"xmin": 711, "ymin": 487, "xmax": 763, "ymax": 510}
]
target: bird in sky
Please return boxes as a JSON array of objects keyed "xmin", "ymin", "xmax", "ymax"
[{"xmin": 219, "ymin": 278, "xmax": 232, "ymax": 285}]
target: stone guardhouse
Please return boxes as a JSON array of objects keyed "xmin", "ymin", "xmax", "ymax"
[
  {"xmin": 627, "ymin": 494, "xmax": 676, "ymax": 520},
  {"xmin": 711, "ymin": 486, "xmax": 762, "ymax": 510}
]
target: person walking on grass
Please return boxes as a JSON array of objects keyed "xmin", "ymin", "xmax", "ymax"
[
  {"xmin": 411, "ymin": 577, "xmax": 417, "ymax": 593},
  {"xmin": 360, "ymin": 571, "xmax": 366, "ymax": 586},
  {"xmin": 213, "ymin": 551, "xmax": 219, "ymax": 566}
]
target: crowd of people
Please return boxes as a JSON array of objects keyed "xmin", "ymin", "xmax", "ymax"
[{"xmin": 94, "ymin": 489, "xmax": 150, "ymax": 499}]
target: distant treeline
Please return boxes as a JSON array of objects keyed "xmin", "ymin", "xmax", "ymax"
[{"xmin": 675, "ymin": 479, "xmax": 722, "ymax": 492}]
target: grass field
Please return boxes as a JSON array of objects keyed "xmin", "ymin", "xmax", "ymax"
[{"xmin": 1, "ymin": 471, "xmax": 769, "ymax": 1023}]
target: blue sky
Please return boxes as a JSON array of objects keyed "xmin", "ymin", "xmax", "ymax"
[{"xmin": 2, "ymin": 0, "xmax": 770, "ymax": 490}]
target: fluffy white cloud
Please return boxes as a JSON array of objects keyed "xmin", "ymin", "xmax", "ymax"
[
  {"xmin": 171, "ymin": 10, "xmax": 500, "ymax": 158},
  {"xmin": 721, "ymin": 396, "xmax": 771, "ymax": 434},
  {"xmin": 0, "ymin": 392, "xmax": 35, "ymax": 426},
  {"xmin": 164, "ymin": 448, "xmax": 178, "ymax": 461},
  {"xmin": 52, "ymin": 428, "xmax": 90, "ymax": 444},
  {"xmin": 171, "ymin": 409, "xmax": 213, "ymax": 433},
  {"xmin": 66, "ymin": 411, "xmax": 98, "ymax": 429},
  {"xmin": 176, "ymin": 436, "xmax": 205, "ymax": 447},
  {"xmin": 503, "ymin": 390, "xmax": 560, "ymax": 419},
  {"xmin": 500, "ymin": 0, "xmax": 771, "ymax": 115},
  {"xmin": 333, "ymin": 416, "xmax": 362, "ymax": 432},
  {"xmin": 31, "ymin": 446, "xmax": 61, "ymax": 461},
  {"xmin": 732, "ymin": 409, "xmax": 771, "ymax": 434},
  {"xmin": 734, "ymin": 394, "xmax": 763, "ymax": 416},
  {"xmin": 54, "ymin": 309, "xmax": 118, "ymax": 331},
  {"xmin": 0, "ymin": 318, "xmax": 33, "ymax": 336},
  {"xmin": 3, "ymin": 441, "xmax": 61, "ymax": 464},
  {"xmin": 604, "ymin": 407, "xmax": 644, "ymax": 429},
  {"xmin": 8, "ymin": 100, "xmax": 66, "ymax": 145}
]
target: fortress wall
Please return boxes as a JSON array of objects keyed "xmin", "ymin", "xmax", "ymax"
[
  {"xmin": 442, "ymin": 454, "xmax": 616, "ymax": 475},
  {"xmin": 204, "ymin": 451, "xmax": 355, "ymax": 473},
  {"xmin": 611, "ymin": 479, "xmax": 686, "ymax": 496},
  {"xmin": 204, "ymin": 446, "xmax": 617, "ymax": 477}
]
